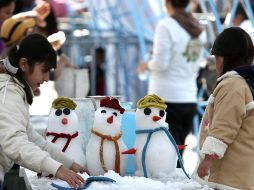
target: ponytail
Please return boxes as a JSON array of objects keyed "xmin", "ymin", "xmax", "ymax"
[{"xmin": 7, "ymin": 45, "xmax": 33, "ymax": 104}]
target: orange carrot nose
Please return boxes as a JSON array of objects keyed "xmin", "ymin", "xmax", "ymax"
[
  {"xmin": 153, "ymin": 116, "xmax": 161, "ymax": 122},
  {"xmin": 107, "ymin": 115, "xmax": 113, "ymax": 124},
  {"xmin": 62, "ymin": 118, "xmax": 68, "ymax": 125}
]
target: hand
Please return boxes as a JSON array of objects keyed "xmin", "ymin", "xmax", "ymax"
[
  {"xmin": 136, "ymin": 63, "xmax": 148, "ymax": 74},
  {"xmin": 56, "ymin": 165, "xmax": 85, "ymax": 189},
  {"xmin": 33, "ymin": 1, "xmax": 51, "ymax": 20},
  {"xmin": 32, "ymin": 1, "xmax": 50, "ymax": 27},
  {"xmin": 70, "ymin": 162, "xmax": 88, "ymax": 174},
  {"xmin": 197, "ymin": 155, "xmax": 215, "ymax": 178},
  {"xmin": 50, "ymin": 40, "xmax": 62, "ymax": 51}
]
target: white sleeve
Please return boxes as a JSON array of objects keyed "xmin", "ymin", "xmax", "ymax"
[
  {"xmin": 27, "ymin": 126, "xmax": 74, "ymax": 169},
  {"xmin": 148, "ymin": 21, "xmax": 172, "ymax": 72},
  {"xmin": 0, "ymin": 88, "xmax": 61, "ymax": 175},
  {"xmin": 201, "ymin": 136, "xmax": 228, "ymax": 159}
]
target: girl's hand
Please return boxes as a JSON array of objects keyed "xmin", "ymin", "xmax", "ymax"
[
  {"xmin": 56, "ymin": 165, "xmax": 85, "ymax": 189},
  {"xmin": 197, "ymin": 154, "xmax": 216, "ymax": 178},
  {"xmin": 33, "ymin": 1, "xmax": 51, "ymax": 20},
  {"xmin": 33, "ymin": 1, "xmax": 51, "ymax": 27},
  {"xmin": 70, "ymin": 162, "xmax": 88, "ymax": 174}
]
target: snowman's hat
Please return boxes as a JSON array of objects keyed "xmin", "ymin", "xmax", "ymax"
[
  {"xmin": 100, "ymin": 97, "xmax": 125, "ymax": 114},
  {"xmin": 137, "ymin": 94, "xmax": 167, "ymax": 110},
  {"xmin": 52, "ymin": 97, "xmax": 77, "ymax": 110}
]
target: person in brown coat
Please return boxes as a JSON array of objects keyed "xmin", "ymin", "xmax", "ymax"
[{"xmin": 192, "ymin": 27, "xmax": 254, "ymax": 190}]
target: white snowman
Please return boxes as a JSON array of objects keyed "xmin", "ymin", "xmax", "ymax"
[
  {"xmin": 46, "ymin": 97, "xmax": 86, "ymax": 167},
  {"xmin": 86, "ymin": 97, "xmax": 128, "ymax": 176},
  {"xmin": 134, "ymin": 94, "xmax": 189, "ymax": 178}
]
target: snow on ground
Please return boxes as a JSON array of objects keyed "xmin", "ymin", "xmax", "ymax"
[{"xmin": 28, "ymin": 170, "xmax": 211, "ymax": 190}]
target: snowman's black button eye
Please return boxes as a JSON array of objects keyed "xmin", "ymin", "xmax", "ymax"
[
  {"xmin": 55, "ymin": 109, "xmax": 62, "ymax": 116},
  {"xmin": 113, "ymin": 112, "xmax": 117, "ymax": 117},
  {"xmin": 144, "ymin": 108, "xmax": 151, "ymax": 115},
  {"xmin": 159, "ymin": 110, "xmax": 165, "ymax": 117},
  {"xmin": 63, "ymin": 108, "xmax": 70, "ymax": 115},
  {"xmin": 101, "ymin": 110, "xmax": 106, "ymax": 114}
]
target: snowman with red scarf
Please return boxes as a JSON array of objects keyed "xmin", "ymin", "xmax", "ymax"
[
  {"xmin": 86, "ymin": 97, "xmax": 128, "ymax": 176},
  {"xmin": 46, "ymin": 97, "xmax": 86, "ymax": 167}
]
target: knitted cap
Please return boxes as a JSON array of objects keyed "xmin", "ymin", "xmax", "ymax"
[
  {"xmin": 0, "ymin": 17, "xmax": 36, "ymax": 46},
  {"xmin": 52, "ymin": 97, "xmax": 77, "ymax": 110},
  {"xmin": 137, "ymin": 94, "xmax": 167, "ymax": 110},
  {"xmin": 100, "ymin": 97, "xmax": 125, "ymax": 114}
]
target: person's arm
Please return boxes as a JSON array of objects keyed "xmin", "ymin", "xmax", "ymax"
[
  {"xmin": 0, "ymin": 87, "xmax": 84, "ymax": 188},
  {"xmin": 27, "ymin": 125, "xmax": 86, "ymax": 172},
  {"xmin": 0, "ymin": 89, "xmax": 59, "ymax": 174},
  {"xmin": 12, "ymin": 1, "xmax": 50, "ymax": 27},
  {"xmin": 27, "ymin": 125, "xmax": 73, "ymax": 168},
  {"xmin": 197, "ymin": 81, "xmax": 245, "ymax": 177},
  {"xmin": 148, "ymin": 21, "xmax": 172, "ymax": 72}
]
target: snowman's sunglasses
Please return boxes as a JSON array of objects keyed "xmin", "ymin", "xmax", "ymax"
[{"xmin": 55, "ymin": 108, "xmax": 71, "ymax": 116}]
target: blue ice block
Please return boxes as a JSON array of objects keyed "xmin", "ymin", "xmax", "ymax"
[{"xmin": 120, "ymin": 102, "xmax": 136, "ymax": 175}]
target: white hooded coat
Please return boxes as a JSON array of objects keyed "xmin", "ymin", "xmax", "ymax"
[{"xmin": 0, "ymin": 73, "xmax": 74, "ymax": 183}]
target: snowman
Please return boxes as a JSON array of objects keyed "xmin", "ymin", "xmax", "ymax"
[
  {"xmin": 86, "ymin": 97, "xmax": 128, "ymax": 176},
  {"xmin": 46, "ymin": 97, "xmax": 86, "ymax": 167},
  {"xmin": 134, "ymin": 94, "xmax": 189, "ymax": 178}
]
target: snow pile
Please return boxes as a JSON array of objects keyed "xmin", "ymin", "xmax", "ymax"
[{"xmin": 29, "ymin": 169, "xmax": 211, "ymax": 190}]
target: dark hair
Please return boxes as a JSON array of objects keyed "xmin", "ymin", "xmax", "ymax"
[
  {"xmin": 236, "ymin": 4, "xmax": 248, "ymax": 20},
  {"xmin": 169, "ymin": 0, "xmax": 190, "ymax": 8},
  {"xmin": 95, "ymin": 47, "xmax": 105, "ymax": 56},
  {"xmin": 0, "ymin": 0, "xmax": 15, "ymax": 8},
  {"xmin": 211, "ymin": 27, "xmax": 254, "ymax": 75},
  {"xmin": 235, "ymin": 1, "xmax": 254, "ymax": 21},
  {"xmin": 7, "ymin": 33, "xmax": 57, "ymax": 104}
]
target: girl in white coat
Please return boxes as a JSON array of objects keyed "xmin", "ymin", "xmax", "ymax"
[{"xmin": 0, "ymin": 34, "xmax": 85, "ymax": 189}]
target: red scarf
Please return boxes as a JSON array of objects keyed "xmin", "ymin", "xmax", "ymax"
[{"xmin": 46, "ymin": 131, "xmax": 79, "ymax": 152}]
